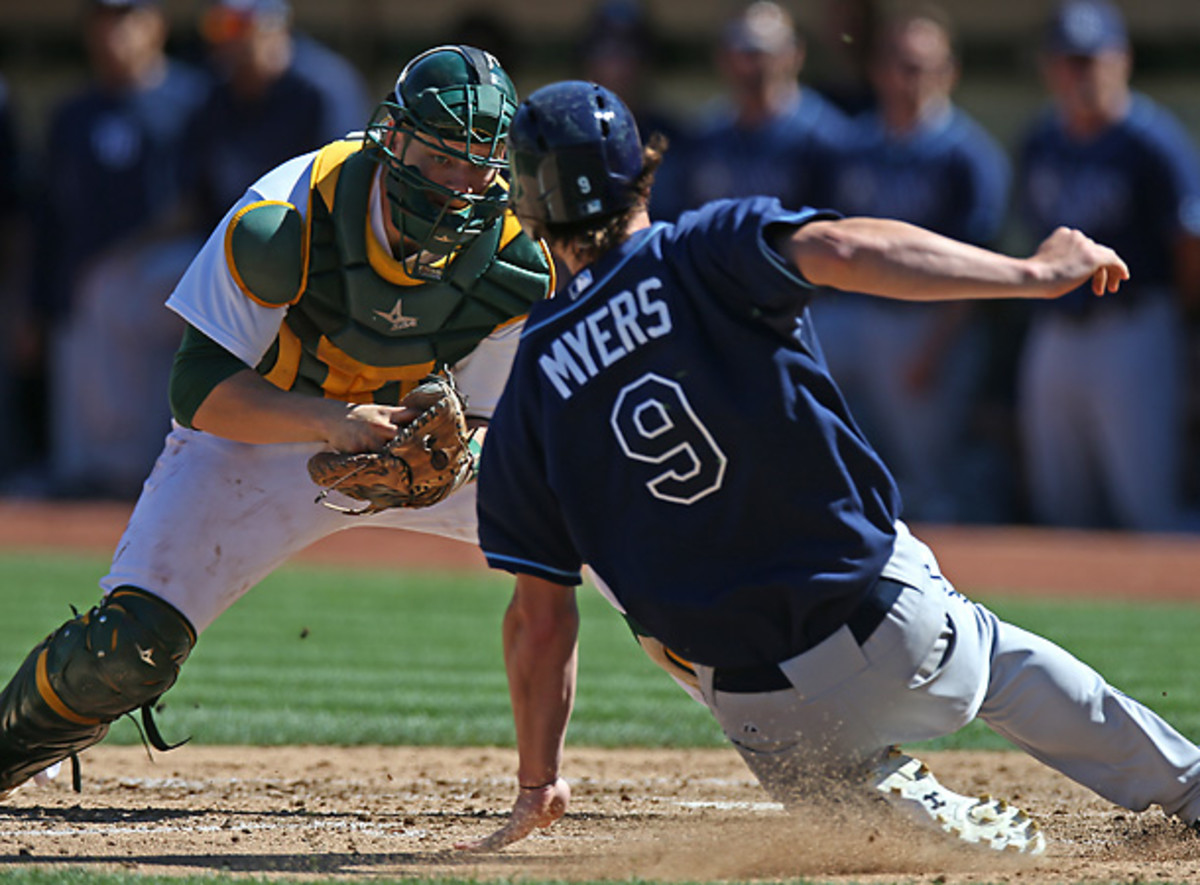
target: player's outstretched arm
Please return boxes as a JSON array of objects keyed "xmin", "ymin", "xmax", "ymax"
[
  {"xmin": 785, "ymin": 218, "xmax": 1129, "ymax": 303},
  {"xmin": 456, "ymin": 573, "xmax": 579, "ymax": 852}
]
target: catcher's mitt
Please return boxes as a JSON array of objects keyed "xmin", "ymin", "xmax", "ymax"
[{"xmin": 307, "ymin": 374, "xmax": 476, "ymax": 515}]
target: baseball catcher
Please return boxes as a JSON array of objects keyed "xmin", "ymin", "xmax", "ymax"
[
  {"xmin": 308, "ymin": 373, "xmax": 478, "ymax": 514},
  {"xmin": 0, "ymin": 44, "xmax": 554, "ymax": 801}
]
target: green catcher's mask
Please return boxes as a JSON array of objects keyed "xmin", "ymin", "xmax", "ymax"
[{"xmin": 364, "ymin": 45, "xmax": 517, "ymax": 280}]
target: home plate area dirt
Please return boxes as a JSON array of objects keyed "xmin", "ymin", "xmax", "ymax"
[
  {"xmin": 3, "ymin": 745, "xmax": 1200, "ymax": 883},
  {"xmin": 3, "ymin": 501, "xmax": 1200, "ymax": 881}
]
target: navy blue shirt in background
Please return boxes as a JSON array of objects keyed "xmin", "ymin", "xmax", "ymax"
[
  {"xmin": 811, "ymin": 105, "xmax": 1010, "ymax": 248},
  {"xmin": 182, "ymin": 36, "xmax": 370, "ymax": 230},
  {"xmin": 33, "ymin": 60, "xmax": 211, "ymax": 321},
  {"xmin": 650, "ymin": 90, "xmax": 848, "ymax": 222},
  {"xmin": 1018, "ymin": 93, "xmax": 1200, "ymax": 316}
]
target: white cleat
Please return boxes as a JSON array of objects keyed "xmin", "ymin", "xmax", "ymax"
[
  {"xmin": 32, "ymin": 761, "xmax": 62, "ymax": 788},
  {"xmin": 872, "ymin": 749, "xmax": 1046, "ymax": 855}
]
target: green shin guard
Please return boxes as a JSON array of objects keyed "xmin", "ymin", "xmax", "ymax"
[{"xmin": 0, "ymin": 587, "xmax": 196, "ymax": 795}]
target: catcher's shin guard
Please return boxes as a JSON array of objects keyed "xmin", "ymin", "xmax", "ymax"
[{"xmin": 0, "ymin": 587, "xmax": 196, "ymax": 795}]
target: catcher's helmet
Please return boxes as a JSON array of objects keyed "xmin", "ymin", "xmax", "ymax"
[
  {"xmin": 507, "ymin": 80, "xmax": 643, "ymax": 230},
  {"xmin": 365, "ymin": 45, "xmax": 518, "ymax": 279}
]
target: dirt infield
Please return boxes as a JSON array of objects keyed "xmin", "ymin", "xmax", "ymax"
[
  {"xmin": 3, "ymin": 499, "xmax": 1200, "ymax": 882},
  {"xmin": 4, "ymin": 746, "xmax": 1200, "ymax": 883}
]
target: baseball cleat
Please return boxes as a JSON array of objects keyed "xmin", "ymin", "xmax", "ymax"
[
  {"xmin": 0, "ymin": 761, "xmax": 61, "ymax": 803},
  {"xmin": 871, "ymin": 749, "xmax": 1046, "ymax": 855}
]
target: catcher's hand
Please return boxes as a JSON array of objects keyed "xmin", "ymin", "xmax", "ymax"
[{"xmin": 307, "ymin": 374, "xmax": 476, "ymax": 515}]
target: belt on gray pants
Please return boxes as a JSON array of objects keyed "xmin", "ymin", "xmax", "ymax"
[{"xmin": 711, "ymin": 578, "xmax": 903, "ymax": 693}]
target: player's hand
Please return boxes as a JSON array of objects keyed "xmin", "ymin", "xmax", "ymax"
[
  {"xmin": 1029, "ymin": 226, "xmax": 1130, "ymax": 298},
  {"xmin": 323, "ymin": 403, "xmax": 418, "ymax": 454},
  {"xmin": 453, "ymin": 778, "xmax": 570, "ymax": 852}
]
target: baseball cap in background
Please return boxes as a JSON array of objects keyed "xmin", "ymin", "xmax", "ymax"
[
  {"xmin": 1045, "ymin": 0, "xmax": 1129, "ymax": 56},
  {"xmin": 581, "ymin": 0, "xmax": 652, "ymax": 59},
  {"xmin": 201, "ymin": 0, "xmax": 290, "ymax": 42},
  {"xmin": 722, "ymin": 0, "xmax": 796, "ymax": 54}
]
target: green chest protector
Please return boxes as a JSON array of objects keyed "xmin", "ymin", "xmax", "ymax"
[{"xmin": 227, "ymin": 142, "xmax": 551, "ymax": 403}]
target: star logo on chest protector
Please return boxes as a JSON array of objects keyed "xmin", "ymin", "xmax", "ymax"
[{"xmin": 374, "ymin": 298, "xmax": 419, "ymax": 332}]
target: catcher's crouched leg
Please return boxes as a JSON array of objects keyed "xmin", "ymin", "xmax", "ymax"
[{"xmin": 0, "ymin": 587, "xmax": 196, "ymax": 796}]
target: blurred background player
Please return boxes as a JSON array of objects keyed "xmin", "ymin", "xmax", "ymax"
[
  {"xmin": 576, "ymin": 0, "xmax": 681, "ymax": 148},
  {"xmin": 182, "ymin": 0, "xmax": 371, "ymax": 231},
  {"xmin": 649, "ymin": 0, "xmax": 847, "ymax": 221},
  {"xmin": 1014, "ymin": 0, "xmax": 1200, "ymax": 531},
  {"xmin": 41, "ymin": 0, "xmax": 373, "ymax": 500},
  {"xmin": 807, "ymin": 5, "xmax": 1011, "ymax": 522},
  {"xmin": 809, "ymin": 0, "xmax": 878, "ymax": 116},
  {"xmin": 29, "ymin": 0, "xmax": 212, "ymax": 497}
]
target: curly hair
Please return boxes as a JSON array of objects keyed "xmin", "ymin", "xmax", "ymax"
[{"xmin": 539, "ymin": 133, "xmax": 668, "ymax": 266}]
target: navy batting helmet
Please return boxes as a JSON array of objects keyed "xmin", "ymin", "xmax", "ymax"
[{"xmin": 507, "ymin": 80, "xmax": 643, "ymax": 228}]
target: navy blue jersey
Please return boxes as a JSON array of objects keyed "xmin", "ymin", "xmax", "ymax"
[
  {"xmin": 813, "ymin": 106, "xmax": 1010, "ymax": 247},
  {"xmin": 34, "ymin": 60, "xmax": 212, "ymax": 319},
  {"xmin": 1017, "ymin": 93, "xmax": 1200, "ymax": 315},
  {"xmin": 183, "ymin": 57, "xmax": 368, "ymax": 230},
  {"xmin": 478, "ymin": 198, "xmax": 901, "ymax": 668},
  {"xmin": 650, "ymin": 89, "xmax": 847, "ymax": 222}
]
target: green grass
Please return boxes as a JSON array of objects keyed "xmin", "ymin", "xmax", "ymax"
[
  {"xmin": 0, "ymin": 552, "xmax": 720, "ymax": 748},
  {"xmin": 2, "ymin": 551, "xmax": 1199, "ymax": 753}
]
